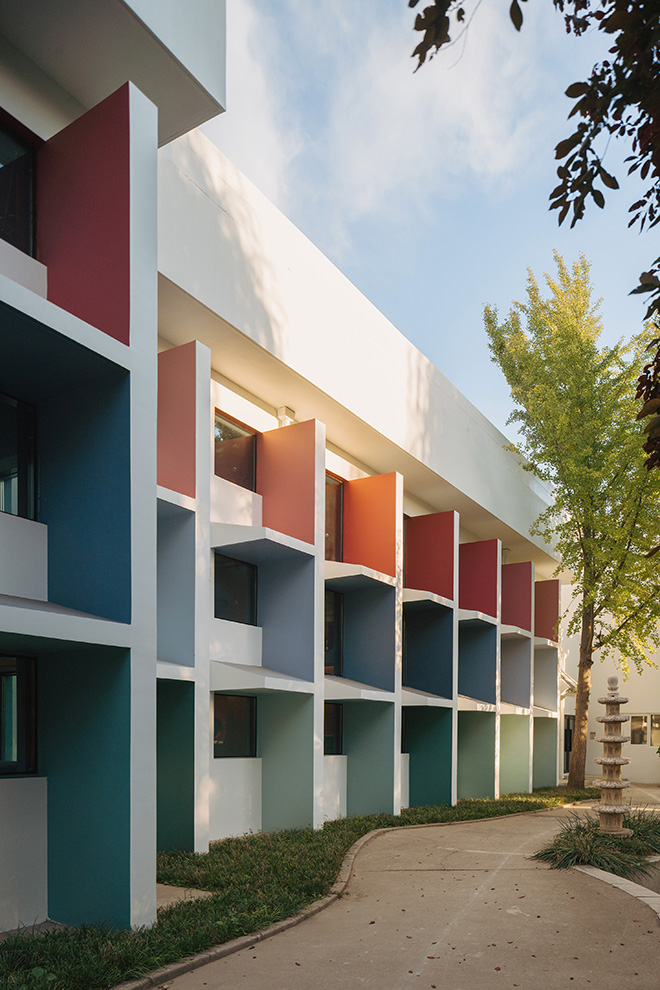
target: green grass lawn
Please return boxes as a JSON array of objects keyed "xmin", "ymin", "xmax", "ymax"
[{"xmin": 1, "ymin": 788, "xmax": 597, "ymax": 990}]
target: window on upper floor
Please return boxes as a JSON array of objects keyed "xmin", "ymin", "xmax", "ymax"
[
  {"xmin": 324, "ymin": 589, "xmax": 344, "ymax": 676},
  {"xmin": 0, "ymin": 656, "xmax": 36, "ymax": 775},
  {"xmin": 325, "ymin": 472, "xmax": 343, "ymax": 561},
  {"xmin": 0, "ymin": 117, "xmax": 36, "ymax": 258},
  {"xmin": 213, "ymin": 694, "xmax": 256, "ymax": 758},
  {"xmin": 214, "ymin": 552, "xmax": 257, "ymax": 625},
  {"xmin": 630, "ymin": 714, "xmax": 660, "ymax": 746},
  {"xmin": 214, "ymin": 410, "xmax": 257, "ymax": 491},
  {"xmin": 324, "ymin": 701, "xmax": 343, "ymax": 755},
  {"xmin": 0, "ymin": 391, "xmax": 36, "ymax": 520}
]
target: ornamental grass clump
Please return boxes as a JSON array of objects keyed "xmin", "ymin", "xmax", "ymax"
[{"xmin": 534, "ymin": 809, "xmax": 660, "ymax": 878}]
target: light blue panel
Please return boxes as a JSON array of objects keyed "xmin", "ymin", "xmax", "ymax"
[
  {"xmin": 157, "ymin": 680, "xmax": 195, "ymax": 850},
  {"xmin": 501, "ymin": 638, "xmax": 532, "ymax": 707},
  {"xmin": 457, "ymin": 711, "xmax": 496, "ymax": 798},
  {"xmin": 258, "ymin": 693, "xmax": 314, "ymax": 830},
  {"xmin": 259, "ymin": 556, "xmax": 315, "ymax": 680},
  {"xmin": 534, "ymin": 648, "xmax": 558, "ymax": 710},
  {"xmin": 405, "ymin": 706, "xmax": 452, "ymax": 806},
  {"xmin": 533, "ymin": 718, "xmax": 558, "ymax": 787},
  {"xmin": 344, "ymin": 587, "xmax": 396, "ymax": 691},
  {"xmin": 38, "ymin": 648, "xmax": 132, "ymax": 927},
  {"xmin": 344, "ymin": 701, "xmax": 395, "ymax": 815},
  {"xmin": 403, "ymin": 603, "xmax": 453, "ymax": 697},
  {"xmin": 458, "ymin": 623, "xmax": 497, "ymax": 704},
  {"xmin": 39, "ymin": 369, "xmax": 131, "ymax": 623},
  {"xmin": 157, "ymin": 503, "xmax": 195, "ymax": 665},
  {"xmin": 500, "ymin": 715, "xmax": 531, "ymax": 794}
]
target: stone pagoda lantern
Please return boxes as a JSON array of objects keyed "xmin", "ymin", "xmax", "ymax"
[{"xmin": 594, "ymin": 674, "xmax": 632, "ymax": 837}]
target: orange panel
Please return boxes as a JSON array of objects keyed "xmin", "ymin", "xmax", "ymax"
[
  {"xmin": 458, "ymin": 540, "xmax": 499, "ymax": 617},
  {"xmin": 157, "ymin": 343, "xmax": 197, "ymax": 498},
  {"xmin": 256, "ymin": 420, "xmax": 317, "ymax": 544},
  {"xmin": 501, "ymin": 561, "xmax": 533, "ymax": 631},
  {"xmin": 535, "ymin": 579, "xmax": 561, "ymax": 641},
  {"xmin": 343, "ymin": 473, "xmax": 398, "ymax": 577},
  {"xmin": 405, "ymin": 511, "xmax": 456, "ymax": 600}
]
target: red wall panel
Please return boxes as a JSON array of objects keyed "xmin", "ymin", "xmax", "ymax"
[
  {"xmin": 501, "ymin": 561, "xmax": 533, "ymax": 631},
  {"xmin": 405, "ymin": 510, "xmax": 456, "ymax": 600},
  {"xmin": 257, "ymin": 419, "xmax": 317, "ymax": 544},
  {"xmin": 157, "ymin": 343, "xmax": 197, "ymax": 498},
  {"xmin": 458, "ymin": 539, "xmax": 499, "ymax": 617},
  {"xmin": 37, "ymin": 85, "xmax": 131, "ymax": 344},
  {"xmin": 343, "ymin": 473, "xmax": 398, "ymax": 577},
  {"xmin": 535, "ymin": 579, "xmax": 561, "ymax": 641}
]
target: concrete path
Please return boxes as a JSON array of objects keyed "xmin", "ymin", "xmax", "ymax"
[{"xmin": 164, "ymin": 802, "xmax": 660, "ymax": 990}]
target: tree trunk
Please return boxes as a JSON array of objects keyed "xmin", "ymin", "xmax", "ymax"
[{"xmin": 567, "ymin": 600, "xmax": 594, "ymax": 790}]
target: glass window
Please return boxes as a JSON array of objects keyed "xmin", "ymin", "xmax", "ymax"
[
  {"xmin": 325, "ymin": 473, "xmax": 343, "ymax": 561},
  {"xmin": 324, "ymin": 589, "xmax": 344, "ymax": 676},
  {"xmin": 631, "ymin": 715, "xmax": 648, "ymax": 745},
  {"xmin": 0, "ymin": 392, "xmax": 36, "ymax": 520},
  {"xmin": 324, "ymin": 702, "xmax": 343, "ymax": 755},
  {"xmin": 0, "ymin": 656, "xmax": 36, "ymax": 775},
  {"xmin": 0, "ymin": 122, "xmax": 35, "ymax": 257},
  {"xmin": 214, "ymin": 553, "xmax": 257, "ymax": 624},
  {"xmin": 214, "ymin": 411, "xmax": 256, "ymax": 491},
  {"xmin": 651, "ymin": 715, "xmax": 660, "ymax": 747},
  {"xmin": 213, "ymin": 694, "xmax": 256, "ymax": 758},
  {"xmin": 401, "ymin": 706, "xmax": 409, "ymax": 754}
]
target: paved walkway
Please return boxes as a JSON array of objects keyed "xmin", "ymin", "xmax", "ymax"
[{"xmin": 162, "ymin": 790, "xmax": 660, "ymax": 990}]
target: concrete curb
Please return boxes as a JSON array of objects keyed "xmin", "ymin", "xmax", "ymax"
[
  {"xmin": 574, "ymin": 865, "xmax": 660, "ymax": 920},
  {"xmin": 111, "ymin": 805, "xmax": 589, "ymax": 990}
]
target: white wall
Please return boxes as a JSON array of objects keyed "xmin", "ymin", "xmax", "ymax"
[
  {"xmin": 322, "ymin": 755, "xmax": 347, "ymax": 821},
  {"xmin": 400, "ymin": 752, "xmax": 410, "ymax": 810},
  {"xmin": 209, "ymin": 757, "xmax": 261, "ymax": 839},
  {"xmin": 0, "ymin": 777, "xmax": 48, "ymax": 931},
  {"xmin": 209, "ymin": 619, "xmax": 262, "ymax": 666},
  {"xmin": 0, "ymin": 513, "xmax": 47, "ymax": 600}
]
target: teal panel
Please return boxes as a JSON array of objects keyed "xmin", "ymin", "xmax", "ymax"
[
  {"xmin": 500, "ymin": 715, "xmax": 531, "ymax": 794},
  {"xmin": 457, "ymin": 711, "xmax": 496, "ymax": 798},
  {"xmin": 533, "ymin": 717, "xmax": 558, "ymax": 788},
  {"xmin": 38, "ymin": 649, "xmax": 132, "ymax": 927},
  {"xmin": 344, "ymin": 701, "xmax": 395, "ymax": 816},
  {"xmin": 406, "ymin": 706, "xmax": 452, "ymax": 806},
  {"xmin": 157, "ymin": 680, "xmax": 194, "ymax": 851},
  {"xmin": 258, "ymin": 693, "xmax": 314, "ymax": 831}
]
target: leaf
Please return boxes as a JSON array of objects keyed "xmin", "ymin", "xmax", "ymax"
[
  {"xmin": 457, "ymin": 7, "xmax": 465, "ymax": 21},
  {"xmin": 644, "ymin": 415, "xmax": 660, "ymax": 435},
  {"xmin": 565, "ymin": 82, "xmax": 590, "ymax": 98},
  {"xmin": 509, "ymin": 0, "xmax": 523, "ymax": 31},
  {"xmin": 592, "ymin": 188, "xmax": 605, "ymax": 208},
  {"xmin": 599, "ymin": 168, "xmax": 619, "ymax": 190},
  {"xmin": 555, "ymin": 132, "xmax": 581, "ymax": 160},
  {"xmin": 637, "ymin": 397, "xmax": 660, "ymax": 420}
]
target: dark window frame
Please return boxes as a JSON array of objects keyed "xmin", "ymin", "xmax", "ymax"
[
  {"xmin": 0, "ymin": 390, "xmax": 37, "ymax": 520},
  {"xmin": 214, "ymin": 409, "xmax": 257, "ymax": 492},
  {"xmin": 213, "ymin": 694, "xmax": 257, "ymax": 759},
  {"xmin": 324, "ymin": 701, "xmax": 343, "ymax": 755},
  {"xmin": 324, "ymin": 588, "xmax": 344, "ymax": 676},
  {"xmin": 214, "ymin": 552, "xmax": 258, "ymax": 625},
  {"xmin": 325, "ymin": 471, "xmax": 344, "ymax": 562},
  {"xmin": 0, "ymin": 111, "xmax": 40, "ymax": 259},
  {"xmin": 0, "ymin": 655, "xmax": 37, "ymax": 776}
]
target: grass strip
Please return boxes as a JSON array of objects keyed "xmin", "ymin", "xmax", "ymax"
[
  {"xmin": 533, "ymin": 807, "xmax": 660, "ymax": 878},
  {"xmin": 1, "ymin": 787, "xmax": 597, "ymax": 990}
]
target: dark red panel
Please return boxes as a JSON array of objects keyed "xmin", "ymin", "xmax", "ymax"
[
  {"xmin": 158, "ymin": 343, "xmax": 197, "ymax": 498},
  {"xmin": 501, "ymin": 561, "xmax": 533, "ymax": 631},
  {"xmin": 257, "ymin": 420, "xmax": 317, "ymax": 544},
  {"xmin": 535, "ymin": 579, "xmax": 561, "ymax": 641},
  {"xmin": 405, "ymin": 511, "xmax": 456, "ymax": 600},
  {"xmin": 458, "ymin": 540, "xmax": 499, "ymax": 617},
  {"xmin": 343, "ymin": 473, "xmax": 398, "ymax": 577},
  {"xmin": 37, "ymin": 85, "xmax": 131, "ymax": 344}
]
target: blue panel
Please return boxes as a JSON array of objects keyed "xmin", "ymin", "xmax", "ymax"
[
  {"xmin": 158, "ymin": 505, "xmax": 195, "ymax": 664},
  {"xmin": 458, "ymin": 623, "xmax": 497, "ymax": 704},
  {"xmin": 403, "ymin": 603, "xmax": 453, "ymax": 697},
  {"xmin": 405, "ymin": 707, "xmax": 452, "ymax": 806},
  {"xmin": 38, "ymin": 648, "xmax": 132, "ymax": 927},
  {"xmin": 259, "ymin": 556, "xmax": 314, "ymax": 680},
  {"xmin": 344, "ymin": 701, "xmax": 395, "ymax": 815},
  {"xmin": 343, "ymin": 587, "xmax": 396, "ymax": 691}
]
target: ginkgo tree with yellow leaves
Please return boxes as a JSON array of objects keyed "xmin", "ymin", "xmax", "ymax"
[{"xmin": 485, "ymin": 253, "xmax": 660, "ymax": 789}]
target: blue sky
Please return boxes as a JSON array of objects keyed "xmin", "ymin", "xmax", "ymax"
[{"xmin": 202, "ymin": 0, "xmax": 652, "ymax": 439}]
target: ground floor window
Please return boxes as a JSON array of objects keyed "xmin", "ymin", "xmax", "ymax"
[
  {"xmin": 324, "ymin": 702, "xmax": 343, "ymax": 755},
  {"xmin": 213, "ymin": 694, "xmax": 256, "ymax": 758},
  {"xmin": 0, "ymin": 656, "xmax": 36, "ymax": 774},
  {"xmin": 630, "ymin": 714, "xmax": 660, "ymax": 746}
]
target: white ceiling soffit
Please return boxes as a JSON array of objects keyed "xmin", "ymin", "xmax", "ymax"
[{"xmin": 0, "ymin": 0, "xmax": 225, "ymax": 145}]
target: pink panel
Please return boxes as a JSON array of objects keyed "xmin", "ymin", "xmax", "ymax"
[
  {"xmin": 501, "ymin": 562, "xmax": 533, "ymax": 631},
  {"xmin": 256, "ymin": 420, "xmax": 317, "ymax": 544},
  {"xmin": 535, "ymin": 579, "xmax": 561, "ymax": 641},
  {"xmin": 343, "ymin": 473, "xmax": 397, "ymax": 577},
  {"xmin": 37, "ymin": 85, "xmax": 131, "ymax": 344},
  {"xmin": 157, "ymin": 343, "xmax": 197, "ymax": 498},
  {"xmin": 458, "ymin": 540, "xmax": 499, "ymax": 617},
  {"xmin": 405, "ymin": 511, "xmax": 456, "ymax": 600}
]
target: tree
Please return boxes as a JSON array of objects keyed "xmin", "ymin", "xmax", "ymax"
[{"xmin": 484, "ymin": 253, "xmax": 660, "ymax": 788}]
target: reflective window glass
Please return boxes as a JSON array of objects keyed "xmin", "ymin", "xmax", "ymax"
[
  {"xmin": 213, "ymin": 695, "xmax": 256, "ymax": 758},
  {"xmin": 214, "ymin": 411, "xmax": 256, "ymax": 491},
  {"xmin": 631, "ymin": 715, "xmax": 648, "ymax": 745}
]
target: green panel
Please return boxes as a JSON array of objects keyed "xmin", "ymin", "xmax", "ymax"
[
  {"xmin": 533, "ymin": 717, "xmax": 558, "ymax": 787},
  {"xmin": 457, "ymin": 711, "xmax": 496, "ymax": 798},
  {"xmin": 344, "ymin": 701, "xmax": 395, "ymax": 816},
  {"xmin": 157, "ymin": 680, "xmax": 194, "ymax": 851},
  {"xmin": 258, "ymin": 693, "xmax": 314, "ymax": 831},
  {"xmin": 406, "ymin": 707, "xmax": 452, "ymax": 807},
  {"xmin": 500, "ymin": 715, "xmax": 531, "ymax": 794},
  {"xmin": 38, "ymin": 649, "xmax": 132, "ymax": 928}
]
